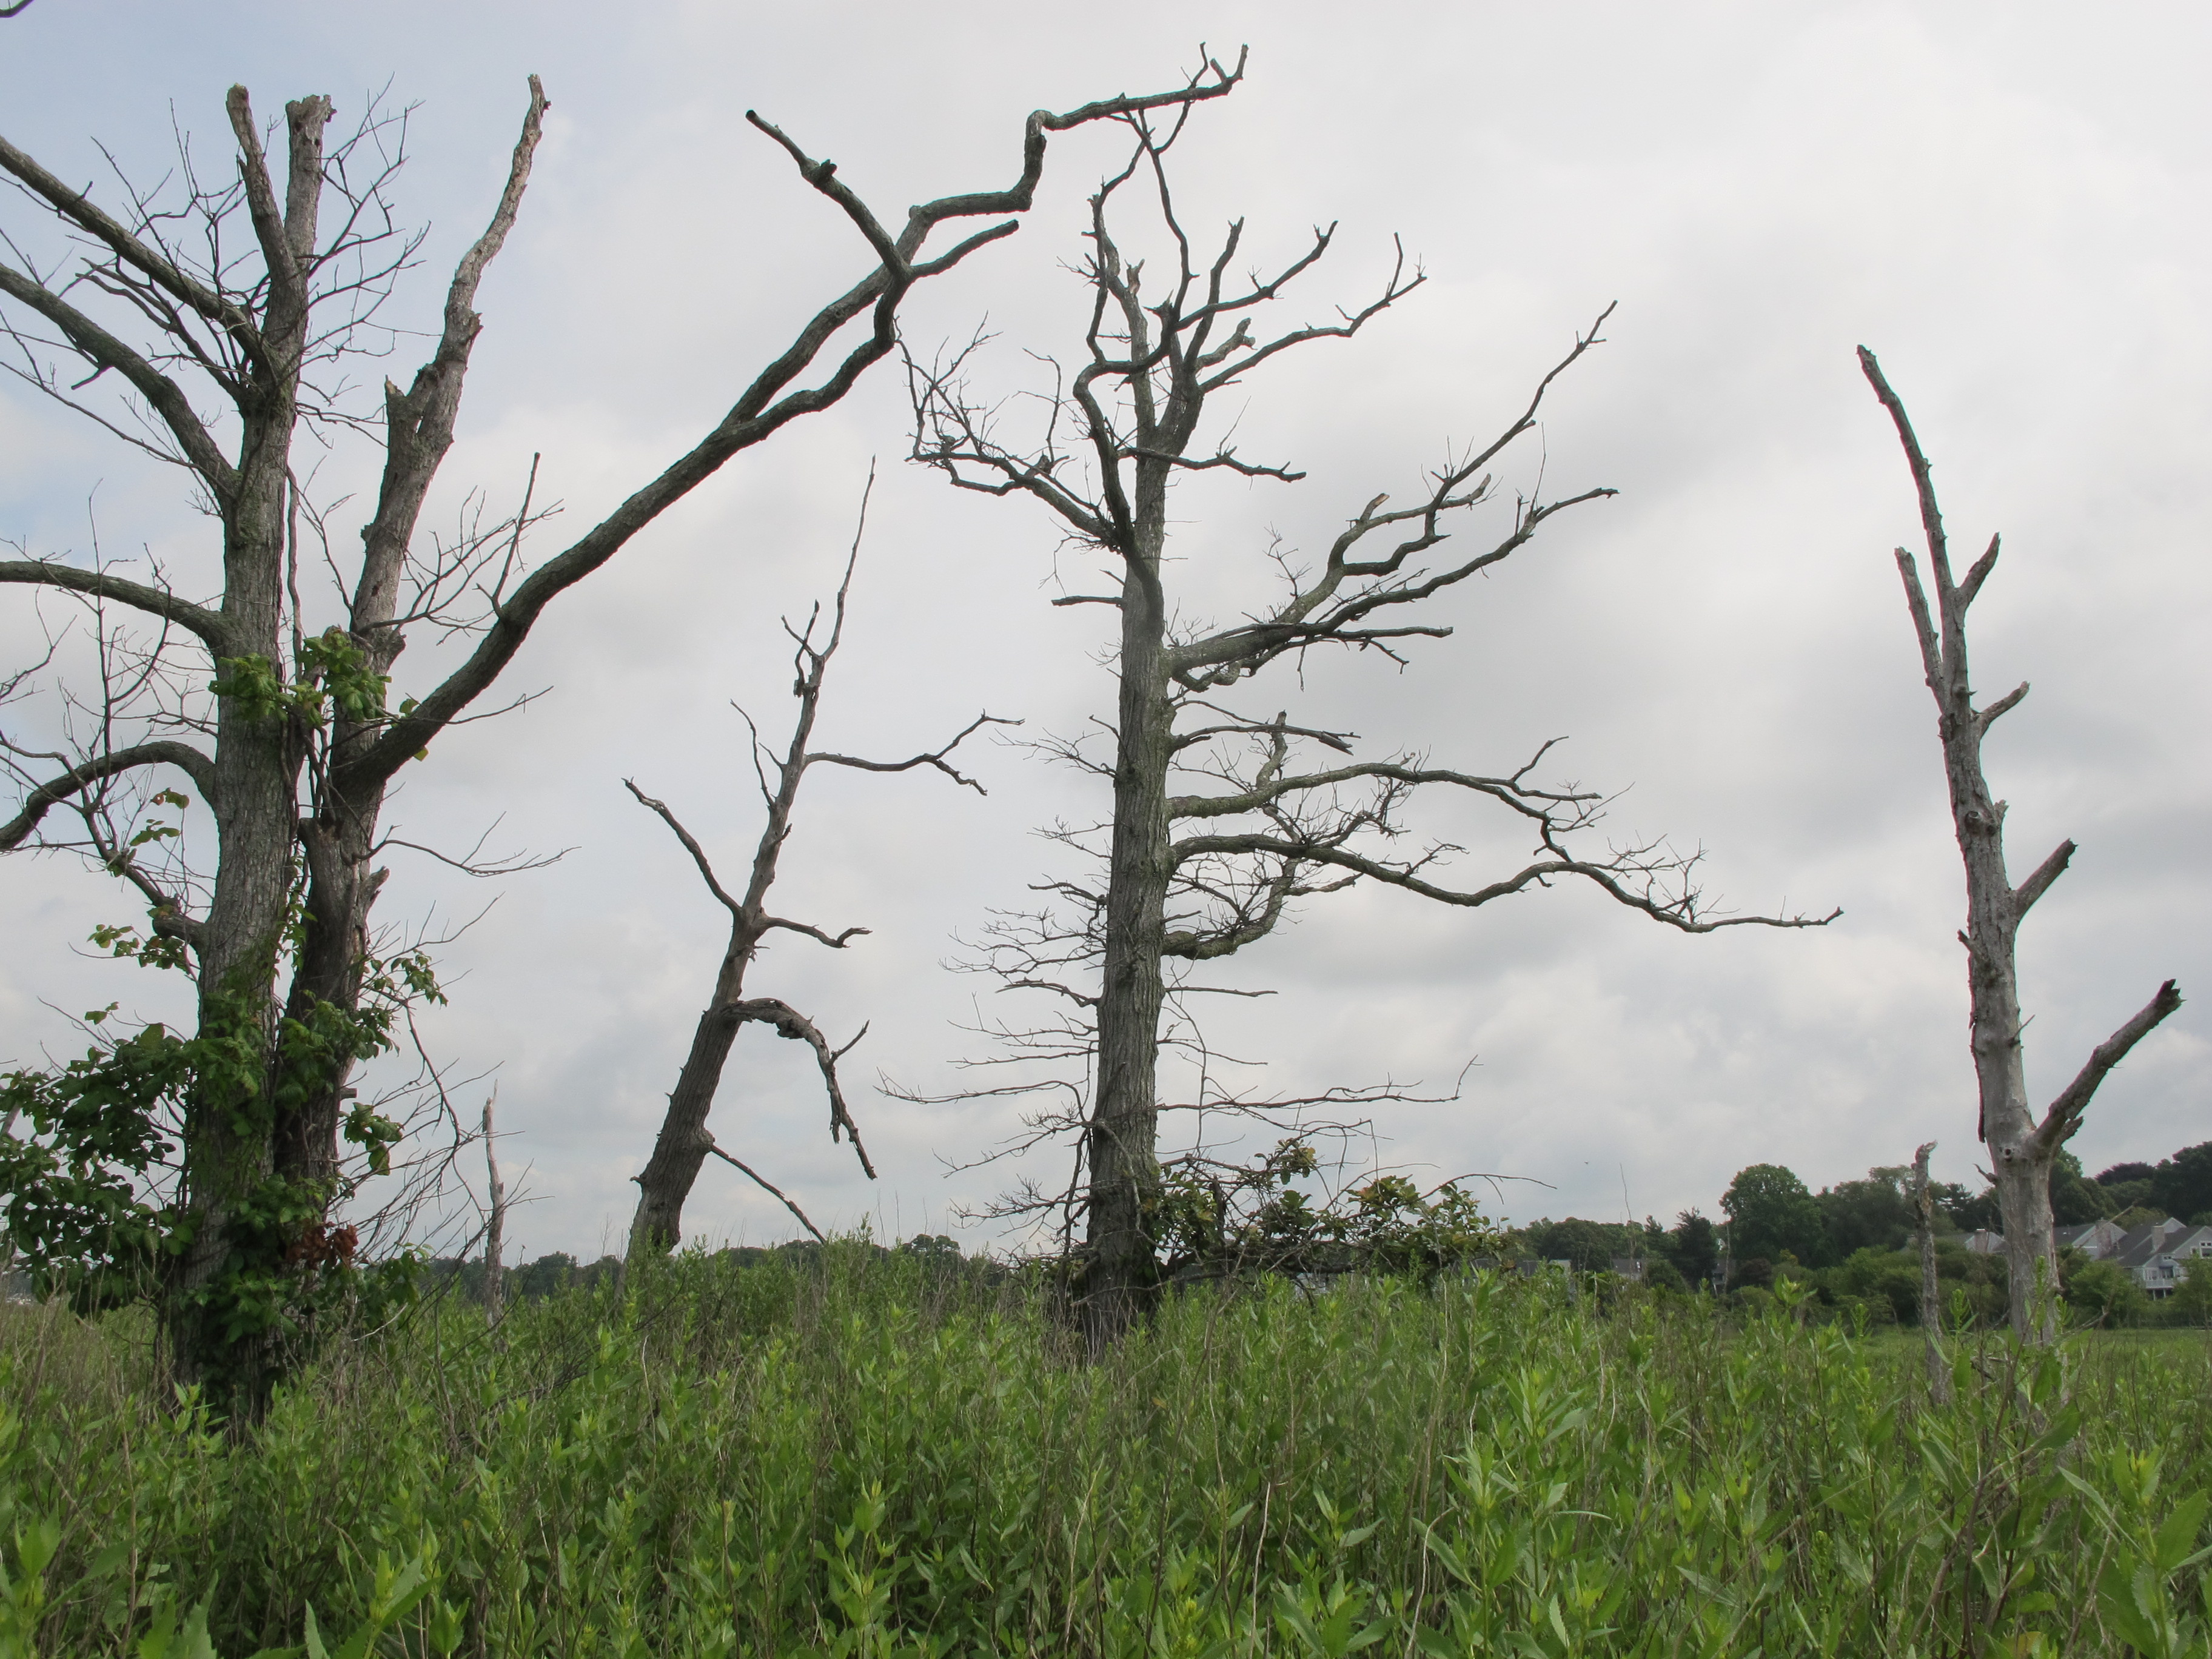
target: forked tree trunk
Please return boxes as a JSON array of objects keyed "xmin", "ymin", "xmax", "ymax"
[
  {"xmin": 170, "ymin": 94, "xmax": 332, "ymax": 1396},
  {"xmin": 1862, "ymin": 347, "xmax": 2180, "ymax": 1344}
]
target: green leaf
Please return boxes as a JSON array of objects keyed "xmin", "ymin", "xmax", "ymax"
[
  {"xmin": 2153, "ymin": 1489, "xmax": 2210, "ymax": 1575},
  {"xmin": 2097, "ymin": 1557, "xmax": 2159, "ymax": 1653},
  {"xmin": 15, "ymin": 1517, "xmax": 58, "ymax": 1579}
]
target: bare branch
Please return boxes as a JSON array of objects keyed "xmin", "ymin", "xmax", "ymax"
[
  {"xmin": 0, "ymin": 557, "xmax": 229, "ymax": 649},
  {"xmin": 0, "ymin": 261, "xmax": 240, "ymax": 496},
  {"xmin": 374, "ymin": 832, "xmax": 569, "ymax": 879},
  {"xmin": 1976, "ymin": 680, "xmax": 2028, "ymax": 736},
  {"xmin": 623, "ymin": 779, "xmax": 742, "ymax": 919},
  {"xmin": 760, "ymin": 916, "xmax": 871, "ymax": 950},
  {"xmin": 1170, "ymin": 751, "xmax": 1593, "ymax": 825},
  {"xmin": 722, "ymin": 997, "xmax": 876, "ymax": 1179},
  {"xmin": 809, "ymin": 711, "xmax": 1020, "ymax": 795},
  {"xmin": 2034, "ymin": 980, "xmax": 2184, "ymax": 1150},
  {"xmin": 1891, "ymin": 548, "xmax": 1945, "ymax": 690},
  {"xmin": 1, "ymin": 738, "xmax": 214, "ymax": 850},
  {"xmin": 351, "ymin": 79, "xmax": 549, "ymax": 668},
  {"xmin": 0, "ymin": 126, "xmax": 260, "ymax": 354},
  {"xmin": 1957, "ymin": 532, "xmax": 2002, "ymax": 613},
  {"xmin": 1172, "ymin": 830, "xmax": 1837, "ymax": 933},
  {"xmin": 352, "ymin": 58, "xmax": 1247, "ymax": 789},
  {"xmin": 703, "ymin": 1141, "xmax": 827, "ymax": 1243},
  {"xmin": 1860, "ymin": 346, "xmax": 1956, "ymax": 595},
  {"xmin": 2009, "ymin": 837, "xmax": 2074, "ymax": 920}
]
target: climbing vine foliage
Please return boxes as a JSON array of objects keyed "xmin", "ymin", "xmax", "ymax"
[
  {"xmin": 0, "ymin": 923, "xmax": 440, "ymax": 1368},
  {"xmin": 1150, "ymin": 1139, "xmax": 1505, "ymax": 1285},
  {"xmin": 210, "ymin": 629, "xmax": 392, "ymax": 731}
]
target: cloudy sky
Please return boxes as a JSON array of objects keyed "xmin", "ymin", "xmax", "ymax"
[{"xmin": 2, "ymin": 2, "xmax": 2206, "ymax": 1262}]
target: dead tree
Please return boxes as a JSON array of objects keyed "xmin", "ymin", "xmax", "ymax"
[
  {"xmin": 481, "ymin": 1091, "xmax": 506, "ymax": 1325},
  {"xmin": 1910, "ymin": 1140, "xmax": 1949, "ymax": 1402},
  {"xmin": 908, "ymin": 99, "xmax": 1834, "ymax": 1345},
  {"xmin": 623, "ymin": 477, "xmax": 1007, "ymax": 1260},
  {"xmin": 1861, "ymin": 347, "xmax": 2182, "ymax": 1343},
  {"xmin": 0, "ymin": 56, "xmax": 1244, "ymax": 1407}
]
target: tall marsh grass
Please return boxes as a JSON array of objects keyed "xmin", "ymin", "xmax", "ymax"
[{"xmin": 2, "ymin": 1247, "xmax": 2208, "ymax": 1656}]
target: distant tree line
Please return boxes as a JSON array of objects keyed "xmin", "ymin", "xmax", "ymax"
[
  {"xmin": 421, "ymin": 1233, "xmax": 972, "ymax": 1307},
  {"xmin": 1498, "ymin": 1136, "xmax": 2212, "ymax": 1329}
]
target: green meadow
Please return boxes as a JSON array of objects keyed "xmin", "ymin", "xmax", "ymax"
[{"xmin": 3, "ymin": 1247, "xmax": 2208, "ymax": 1657}]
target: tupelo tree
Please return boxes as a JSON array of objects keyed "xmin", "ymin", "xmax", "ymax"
[
  {"xmin": 1860, "ymin": 347, "xmax": 2183, "ymax": 1342},
  {"xmin": 907, "ymin": 93, "xmax": 1833, "ymax": 1344},
  {"xmin": 0, "ymin": 58, "xmax": 1244, "ymax": 1407}
]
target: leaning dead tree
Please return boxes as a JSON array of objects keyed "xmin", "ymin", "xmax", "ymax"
[
  {"xmin": 1861, "ymin": 348, "xmax": 2182, "ymax": 1343},
  {"xmin": 623, "ymin": 477, "xmax": 1007, "ymax": 1260},
  {"xmin": 0, "ymin": 56, "xmax": 1244, "ymax": 1409},
  {"xmin": 908, "ymin": 96, "xmax": 1834, "ymax": 1343}
]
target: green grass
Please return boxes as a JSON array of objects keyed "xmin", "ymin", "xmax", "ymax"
[{"xmin": 2, "ymin": 1250, "xmax": 2209, "ymax": 1656}]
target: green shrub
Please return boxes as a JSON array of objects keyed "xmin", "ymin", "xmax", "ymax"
[
  {"xmin": 2171, "ymin": 1257, "xmax": 2212, "ymax": 1329},
  {"xmin": 2070, "ymin": 1258, "xmax": 2152, "ymax": 1328}
]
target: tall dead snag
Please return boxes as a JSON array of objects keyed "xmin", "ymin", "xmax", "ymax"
[
  {"xmin": 0, "ymin": 56, "xmax": 1243, "ymax": 1410},
  {"xmin": 1861, "ymin": 347, "xmax": 2182, "ymax": 1343},
  {"xmin": 1911, "ymin": 1140, "xmax": 1949, "ymax": 1402},
  {"xmin": 481, "ymin": 1091, "xmax": 505, "ymax": 1326},
  {"xmin": 624, "ymin": 479, "xmax": 1007, "ymax": 1260},
  {"xmin": 910, "ymin": 98, "xmax": 1833, "ymax": 1347}
]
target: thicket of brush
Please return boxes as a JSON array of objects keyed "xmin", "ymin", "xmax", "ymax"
[{"xmin": 2, "ymin": 1245, "xmax": 2209, "ymax": 1657}]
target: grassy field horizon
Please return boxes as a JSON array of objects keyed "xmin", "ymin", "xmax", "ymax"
[{"xmin": 4, "ymin": 1247, "xmax": 2209, "ymax": 1657}]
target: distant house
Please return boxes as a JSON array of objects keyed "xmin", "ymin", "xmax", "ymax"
[
  {"xmin": 1513, "ymin": 1258, "xmax": 1574, "ymax": 1278},
  {"xmin": 1610, "ymin": 1257, "xmax": 1647, "ymax": 1282},
  {"xmin": 2054, "ymin": 1218, "xmax": 2128, "ymax": 1258},
  {"xmin": 1963, "ymin": 1228, "xmax": 2005, "ymax": 1255},
  {"xmin": 2060, "ymin": 1215, "xmax": 2212, "ymax": 1299},
  {"xmin": 2113, "ymin": 1221, "xmax": 2212, "ymax": 1299}
]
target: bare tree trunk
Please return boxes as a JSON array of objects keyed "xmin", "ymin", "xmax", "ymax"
[
  {"xmin": 275, "ymin": 101, "xmax": 548, "ymax": 1201},
  {"xmin": 481, "ymin": 1093, "xmax": 504, "ymax": 1325},
  {"xmin": 1861, "ymin": 347, "xmax": 2182, "ymax": 1344},
  {"xmin": 1911, "ymin": 1141, "xmax": 1950, "ymax": 1403},
  {"xmin": 631, "ymin": 968, "xmax": 754, "ymax": 1255},
  {"xmin": 169, "ymin": 93, "xmax": 334, "ymax": 1399},
  {"xmin": 1084, "ymin": 539, "xmax": 1174, "ymax": 1347}
]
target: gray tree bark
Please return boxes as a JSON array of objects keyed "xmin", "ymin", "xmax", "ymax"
[{"xmin": 1861, "ymin": 347, "xmax": 2182, "ymax": 1343}]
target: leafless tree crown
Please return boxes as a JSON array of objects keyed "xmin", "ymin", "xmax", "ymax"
[{"xmin": 899, "ymin": 98, "xmax": 1831, "ymax": 1316}]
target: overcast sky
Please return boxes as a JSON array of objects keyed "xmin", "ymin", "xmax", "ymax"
[{"xmin": 2, "ymin": 2, "xmax": 2206, "ymax": 1262}]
